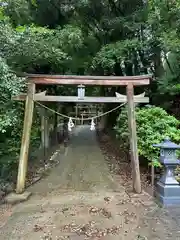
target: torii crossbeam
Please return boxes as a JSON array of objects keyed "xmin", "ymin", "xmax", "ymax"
[
  {"xmin": 13, "ymin": 92, "xmax": 149, "ymax": 103},
  {"xmin": 13, "ymin": 74, "xmax": 151, "ymax": 194}
]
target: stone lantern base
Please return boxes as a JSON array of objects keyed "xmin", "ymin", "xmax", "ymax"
[{"xmin": 155, "ymin": 181, "xmax": 180, "ymax": 206}]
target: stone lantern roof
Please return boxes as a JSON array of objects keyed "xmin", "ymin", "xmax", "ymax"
[{"xmin": 153, "ymin": 137, "xmax": 180, "ymax": 149}]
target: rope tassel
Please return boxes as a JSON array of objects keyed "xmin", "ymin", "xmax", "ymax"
[
  {"xmin": 90, "ymin": 118, "xmax": 96, "ymax": 131},
  {"xmin": 68, "ymin": 117, "xmax": 74, "ymax": 131}
]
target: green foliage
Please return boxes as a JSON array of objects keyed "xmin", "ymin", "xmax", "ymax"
[
  {"xmin": 0, "ymin": 58, "xmax": 25, "ymax": 178},
  {"xmin": 92, "ymin": 38, "xmax": 144, "ymax": 74},
  {"xmin": 0, "ymin": 57, "xmax": 25, "ymax": 132},
  {"xmin": 147, "ymin": 0, "xmax": 180, "ymax": 105},
  {"xmin": 0, "ymin": 19, "xmax": 86, "ymax": 73},
  {"xmin": 3, "ymin": 0, "xmax": 31, "ymax": 26},
  {"xmin": 8, "ymin": 24, "xmax": 69, "ymax": 72},
  {"xmin": 115, "ymin": 106, "xmax": 180, "ymax": 166},
  {"xmin": 158, "ymin": 52, "xmax": 180, "ymax": 96},
  {"xmin": 0, "ymin": 58, "xmax": 41, "ymax": 180}
]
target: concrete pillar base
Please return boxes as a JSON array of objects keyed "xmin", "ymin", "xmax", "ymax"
[{"xmin": 4, "ymin": 191, "xmax": 32, "ymax": 205}]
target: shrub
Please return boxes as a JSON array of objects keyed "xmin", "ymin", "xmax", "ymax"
[
  {"xmin": 114, "ymin": 106, "xmax": 180, "ymax": 167},
  {"xmin": 0, "ymin": 58, "xmax": 41, "ymax": 181},
  {"xmin": 0, "ymin": 57, "xmax": 25, "ymax": 179}
]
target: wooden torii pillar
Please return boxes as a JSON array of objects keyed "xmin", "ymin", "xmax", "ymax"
[
  {"xmin": 16, "ymin": 82, "xmax": 35, "ymax": 194},
  {"xmin": 13, "ymin": 74, "xmax": 151, "ymax": 194}
]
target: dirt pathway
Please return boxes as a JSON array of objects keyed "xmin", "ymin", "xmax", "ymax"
[
  {"xmin": 27, "ymin": 125, "xmax": 121, "ymax": 195},
  {"xmin": 0, "ymin": 126, "xmax": 180, "ymax": 239}
]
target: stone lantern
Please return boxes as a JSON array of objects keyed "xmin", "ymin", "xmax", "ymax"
[{"xmin": 153, "ymin": 137, "xmax": 180, "ymax": 206}]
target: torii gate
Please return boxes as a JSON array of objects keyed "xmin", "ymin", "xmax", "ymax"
[{"xmin": 13, "ymin": 74, "xmax": 151, "ymax": 194}]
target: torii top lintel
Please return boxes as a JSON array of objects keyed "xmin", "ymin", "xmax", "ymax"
[{"xmin": 25, "ymin": 74, "xmax": 151, "ymax": 86}]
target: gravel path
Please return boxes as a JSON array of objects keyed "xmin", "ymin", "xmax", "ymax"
[{"xmin": 0, "ymin": 125, "xmax": 180, "ymax": 239}]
